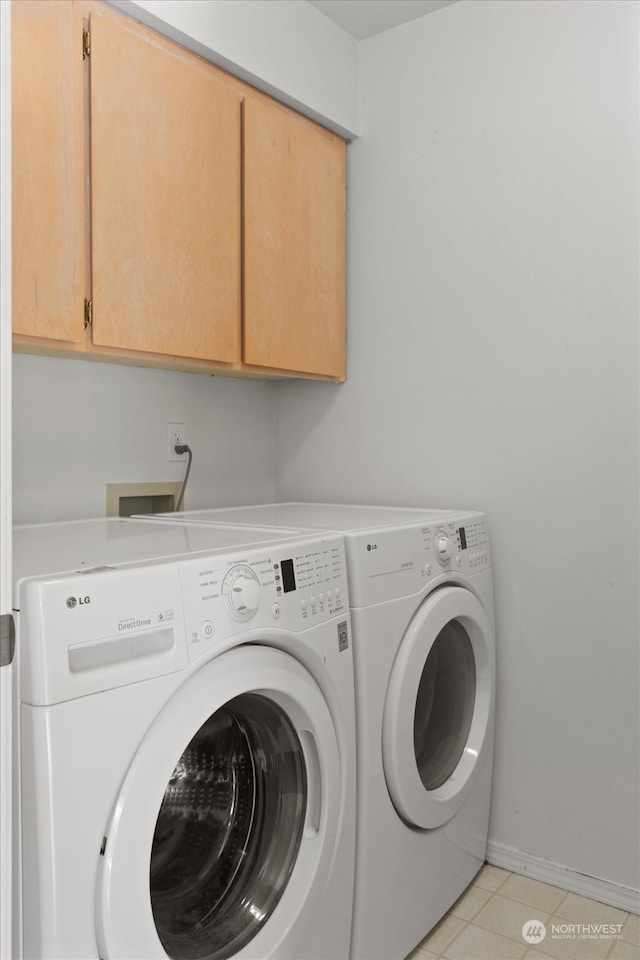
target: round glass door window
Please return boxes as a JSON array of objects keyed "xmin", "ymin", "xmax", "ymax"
[
  {"xmin": 149, "ymin": 693, "xmax": 307, "ymax": 960},
  {"xmin": 413, "ymin": 619, "xmax": 476, "ymax": 791}
]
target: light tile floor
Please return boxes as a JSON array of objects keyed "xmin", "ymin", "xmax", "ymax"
[{"xmin": 408, "ymin": 866, "xmax": 639, "ymax": 960}]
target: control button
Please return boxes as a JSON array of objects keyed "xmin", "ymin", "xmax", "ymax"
[
  {"xmin": 301, "ymin": 599, "xmax": 309, "ymax": 611},
  {"xmin": 223, "ymin": 565, "xmax": 261, "ymax": 621},
  {"xmin": 327, "ymin": 590, "xmax": 334, "ymax": 602},
  {"xmin": 230, "ymin": 576, "xmax": 261, "ymax": 617},
  {"xmin": 335, "ymin": 587, "xmax": 341, "ymax": 599},
  {"xmin": 310, "ymin": 596, "xmax": 317, "ymax": 608},
  {"xmin": 319, "ymin": 593, "xmax": 326, "ymax": 604},
  {"xmin": 272, "ymin": 602, "xmax": 281, "ymax": 620},
  {"xmin": 434, "ymin": 532, "xmax": 453, "ymax": 565},
  {"xmin": 201, "ymin": 620, "xmax": 213, "ymax": 639}
]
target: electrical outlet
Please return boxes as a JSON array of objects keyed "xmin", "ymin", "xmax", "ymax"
[{"xmin": 168, "ymin": 422, "xmax": 187, "ymax": 461}]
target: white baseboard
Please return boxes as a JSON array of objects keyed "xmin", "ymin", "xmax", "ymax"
[{"xmin": 486, "ymin": 840, "xmax": 640, "ymax": 916}]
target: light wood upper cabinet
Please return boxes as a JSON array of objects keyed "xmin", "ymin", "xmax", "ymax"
[
  {"xmin": 12, "ymin": 0, "xmax": 85, "ymax": 343},
  {"xmin": 12, "ymin": 0, "xmax": 346, "ymax": 381},
  {"xmin": 243, "ymin": 96, "xmax": 346, "ymax": 380},
  {"xmin": 89, "ymin": 13, "xmax": 241, "ymax": 363}
]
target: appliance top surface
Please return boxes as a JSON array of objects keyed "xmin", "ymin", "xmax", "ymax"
[
  {"xmin": 12, "ymin": 517, "xmax": 315, "ymax": 587},
  {"xmin": 148, "ymin": 502, "xmax": 479, "ymax": 532}
]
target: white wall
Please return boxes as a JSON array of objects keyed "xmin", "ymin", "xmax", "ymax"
[
  {"xmin": 109, "ymin": 0, "xmax": 360, "ymax": 137},
  {"xmin": 275, "ymin": 0, "xmax": 640, "ymax": 898},
  {"xmin": 12, "ymin": 355, "xmax": 275, "ymax": 523}
]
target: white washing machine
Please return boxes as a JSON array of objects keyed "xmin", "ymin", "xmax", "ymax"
[
  {"xmin": 11, "ymin": 518, "xmax": 356, "ymax": 960},
  {"xmin": 137, "ymin": 504, "xmax": 495, "ymax": 960}
]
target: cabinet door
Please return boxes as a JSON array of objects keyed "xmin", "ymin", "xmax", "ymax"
[
  {"xmin": 89, "ymin": 14, "xmax": 241, "ymax": 363},
  {"xmin": 243, "ymin": 97, "xmax": 346, "ymax": 379},
  {"xmin": 12, "ymin": 0, "xmax": 85, "ymax": 342}
]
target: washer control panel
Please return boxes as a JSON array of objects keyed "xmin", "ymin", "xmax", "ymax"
[
  {"xmin": 345, "ymin": 513, "xmax": 490, "ymax": 607},
  {"xmin": 178, "ymin": 534, "xmax": 349, "ymax": 659}
]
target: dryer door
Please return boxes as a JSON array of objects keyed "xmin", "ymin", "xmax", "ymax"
[
  {"xmin": 382, "ymin": 585, "xmax": 493, "ymax": 829},
  {"xmin": 96, "ymin": 645, "xmax": 341, "ymax": 960}
]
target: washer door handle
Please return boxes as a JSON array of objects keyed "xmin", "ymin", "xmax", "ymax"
[{"xmin": 300, "ymin": 729, "xmax": 322, "ymax": 837}]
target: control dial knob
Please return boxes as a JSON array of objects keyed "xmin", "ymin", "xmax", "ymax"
[
  {"xmin": 434, "ymin": 532, "xmax": 453, "ymax": 566},
  {"xmin": 224, "ymin": 565, "xmax": 262, "ymax": 621}
]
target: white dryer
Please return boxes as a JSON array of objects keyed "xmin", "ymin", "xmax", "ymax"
[
  {"xmin": 341, "ymin": 511, "xmax": 494, "ymax": 960},
  {"xmin": 12, "ymin": 518, "xmax": 356, "ymax": 960},
  {"xmin": 137, "ymin": 504, "xmax": 495, "ymax": 960}
]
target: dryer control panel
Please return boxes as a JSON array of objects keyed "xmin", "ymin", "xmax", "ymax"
[
  {"xmin": 178, "ymin": 534, "xmax": 349, "ymax": 659},
  {"xmin": 434, "ymin": 517, "xmax": 490, "ymax": 570},
  {"xmin": 344, "ymin": 513, "xmax": 490, "ymax": 607}
]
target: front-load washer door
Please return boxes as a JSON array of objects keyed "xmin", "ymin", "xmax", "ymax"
[
  {"xmin": 382, "ymin": 585, "xmax": 494, "ymax": 829},
  {"xmin": 96, "ymin": 644, "xmax": 342, "ymax": 960}
]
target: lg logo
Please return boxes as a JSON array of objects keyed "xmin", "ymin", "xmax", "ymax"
[
  {"xmin": 366, "ymin": 543, "xmax": 378, "ymax": 552},
  {"xmin": 66, "ymin": 596, "xmax": 91, "ymax": 609}
]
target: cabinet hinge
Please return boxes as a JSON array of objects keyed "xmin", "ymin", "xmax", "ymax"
[
  {"xmin": 0, "ymin": 613, "xmax": 15, "ymax": 667},
  {"xmin": 83, "ymin": 29, "xmax": 91, "ymax": 60},
  {"xmin": 84, "ymin": 298, "xmax": 93, "ymax": 328}
]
